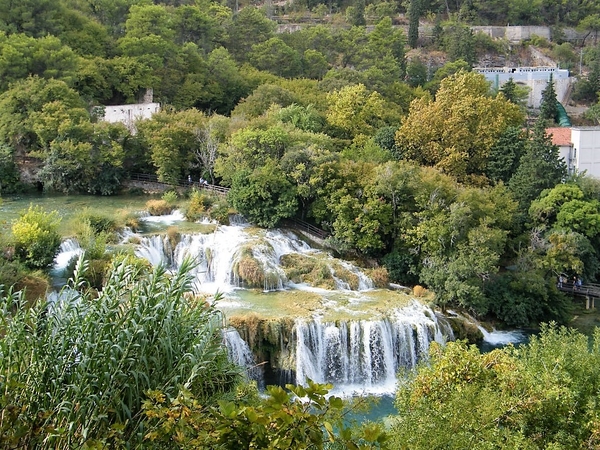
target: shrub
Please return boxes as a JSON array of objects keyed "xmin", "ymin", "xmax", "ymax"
[
  {"xmin": 118, "ymin": 210, "xmax": 141, "ymax": 232},
  {"xmin": 161, "ymin": 190, "xmax": 178, "ymax": 205},
  {"xmin": 236, "ymin": 255, "xmax": 264, "ymax": 288},
  {"xmin": 368, "ymin": 266, "xmax": 390, "ymax": 288},
  {"xmin": 413, "ymin": 285, "xmax": 428, "ymax": 297},
  {"xmin": 75, "ymin": 209, "xmax": 117, "ymax": 234},
  {"xmin": 185, "ymin": 189, "xmax": 213, "ymax": 222},
  {"xmin": 166, "ymin": 226, "xmax": 180, "ymax": 248},
  {"xmin": 146, "ymin": 199, "xmax": 172, "ymax": 215},
  {"xmin": 11, "ymin": 205, "xmax": 62, "ymax": 269},
  {"xmin": 209, "ymin": 201, "xmax": 234, "ymax": 225},
  {"xmin": 0, "ymin": 257, "xmax": 240, "ymax": 448}
]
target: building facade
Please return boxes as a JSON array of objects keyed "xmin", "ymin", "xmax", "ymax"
[
  {"xmin": 474, "ymin": 66, "xmax": 571, "ymax": 108},
  {"xmin": 546, "ymin": 126, "xmax": 600, "ymax": 178}
]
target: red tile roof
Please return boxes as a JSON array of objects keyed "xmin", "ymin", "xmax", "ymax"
[{"xmin": 546, "ymin": 127, "xmax": 572, "ymax": 146}]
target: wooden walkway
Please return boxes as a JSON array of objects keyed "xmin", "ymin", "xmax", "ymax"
[
  {"xmin": 127, "ymin": 173, "xmax": 330, "ymax": 240},
  {"xmin": 129, "ymin": 173, "xmax": 229, "ymax": 196},
  {"xmin": 557, "ymin": 282, "xmax": 600, "ymax": 309}
]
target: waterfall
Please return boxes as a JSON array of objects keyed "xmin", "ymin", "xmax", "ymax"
[
  {"xmin": 132, "ymin": 225, "xmax": 377, "ymax": 294},
  {"xmin": 135, "ymin": 234, "xmax": 172, "ymax": 267},
  {"xmin": 223, "ymin": 327, "xmax": 263, "ymax": 385},
  {"xmin": 53, "ymin": 239, "xmax": 83, "ymax": 273},
  {"xmin": 294, "ymin": 302, "xmax": 452, "ymax": 395},
  {"xmin": 127, "ymin": 224, "xmax": 456, "ymax": 395}
]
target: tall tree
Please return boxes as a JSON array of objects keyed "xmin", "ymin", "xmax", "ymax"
[
  {"xmin": 408, "ymin": 0, "xmax": 420, "ymax": 48},
  {"xmin": 508, "ymin": 118, "xmax": 567, "ymax": 217},
  {"xmin": 395, "ymin": 71, "xmax": 523, "ymax": 183},
  {"xmin": 540, "ymin": 73, "xmax": 559, "ymax": 124}
]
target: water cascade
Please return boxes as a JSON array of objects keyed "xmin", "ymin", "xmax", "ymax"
[
  {"xmin": 294, "ymin": 303, "xmax": 451, "ymax": 394},
  {"xmin": 52, "ymin": 220, "xmax": 455, "ymax": 395}
]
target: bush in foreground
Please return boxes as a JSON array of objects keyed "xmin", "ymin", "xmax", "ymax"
[{"xmin": 0, "ymin": 257, "xmax": 240, "ymax": 448}]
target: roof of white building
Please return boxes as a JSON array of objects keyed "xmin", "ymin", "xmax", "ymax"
[{"xmin": 545, "ymin": 127, "xmax": 572, "ymax": 146}]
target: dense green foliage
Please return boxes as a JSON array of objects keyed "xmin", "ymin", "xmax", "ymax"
[
  {"xmin": 390, "ymin": 324, "xmax": 600, "ymax": 449},
  {"xmin": 1, "ymin": 0, "xmax": 599, "ymax": 326},
  {"xmin": 0, "ymin": 257, "xmax": 241, "ymax": 448},
  {"xmin": 11, "ymin": 204, "xmax": 61, "ymax": 269}
]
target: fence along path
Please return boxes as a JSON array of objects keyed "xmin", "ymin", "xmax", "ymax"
[
  {"xmin": 128, "ymin": 174, "xmax": 330, "ymax": 239},
  {"xmin": 557, "ymin": 280, "xmax": 600, "ymax": 309},
  {"xmin": 129, "ymin": 173, "xmax": 229, "ymax": 196}
]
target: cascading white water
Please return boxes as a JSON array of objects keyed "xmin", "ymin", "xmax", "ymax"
[
  {"xmin": 294, "ymin": 301, "xmax": 452, "ymax": 395},
  {"xmin": 135, "ymin": 234, "xmax": 172, "ymax": 267},
  {"xmin": 41, "ymin": 220, "xmax": 457, "ymax": 395},
  {"xmin": 223, "ymin": 327, "xmax": 262, "ymax": 383},
  {"xmin": 53, "ymin": 239, "xmax": 83, "ymax": 274},
  {"xmin": 133, "ymin": 225, "xmax": 376, "ymax": 294}
]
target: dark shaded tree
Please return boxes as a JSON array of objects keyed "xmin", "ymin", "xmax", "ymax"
[
  {"xmin": 408, "ymin": 0, "xmax": 420, "ymax": 48},
  {"xmin": 540, "ymin": 73, "xmax": 558, "ymax": 124},
  {"xmin": 508, "ymin": 119, "xmax": 567, "ymax": 217},
  {"xmin": 486, "ymin": 126, "xmax": 526, "ymax": 184}
]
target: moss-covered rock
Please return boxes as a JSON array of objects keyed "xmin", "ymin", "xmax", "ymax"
[{"xmin": 445, "ymin": 316, "xmax": 484, "ymax": 343}]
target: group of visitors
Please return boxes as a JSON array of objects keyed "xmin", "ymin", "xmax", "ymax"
[
  {"xmin": 188, "ymin": 175, "xmax": 209, "ymax": 186},
  {"xmin": 557, "ymin": 274, "xmax": 583, "ymax": 290}
]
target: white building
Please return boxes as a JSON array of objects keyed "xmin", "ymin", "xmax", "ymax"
[
  {"xmin": 102, "ymin": 89, "xmax": 160, "ymax": 133},
  {"xmin": 474, "ymin": 66, "xmax": 571, "ymax": 108},
  {"xmin": 546, "ymin": 127, "xmax": 600, "ymax": 178},
  {"xmin": 103, "ymin": 103, "xmax": 160, "ymax": 133}
]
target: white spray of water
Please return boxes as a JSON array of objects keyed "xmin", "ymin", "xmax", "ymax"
[{"xmin": 294, "ymin": 301, "xmax": 453, "ymax": 396}]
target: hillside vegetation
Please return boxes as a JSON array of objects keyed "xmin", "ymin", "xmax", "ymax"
[{"xmin": 1, "ymin": 0, "xmax": 600, "ymax": 326}]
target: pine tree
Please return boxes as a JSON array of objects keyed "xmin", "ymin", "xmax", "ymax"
[
  {"xmin": 499, "ymin": 78, "xmax": 518, "ymax": 104},
  {"xmin": 540, "ymin": 73, "xmax": 559, "ymax": 123},
  {"xmin": 408, "ymin": 0, "xmax": 420, "ymax": 48},
  {"xmin": 508, "ymin": 118, "xmax": 567, "ymax": 219}
]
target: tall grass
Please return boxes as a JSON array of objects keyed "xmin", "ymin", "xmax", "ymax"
[{"xmin": 0, "ymin": 256, "xmax": 240, "ymax": 448}]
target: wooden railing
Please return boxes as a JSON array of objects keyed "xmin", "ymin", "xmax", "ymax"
[
  {"xmin": 284, "ymin": 217, "xmax": 329, "ymax": 240},
  {"xmin": 129, "ymin": 173, "xmax": 230, "ymax": 196}
]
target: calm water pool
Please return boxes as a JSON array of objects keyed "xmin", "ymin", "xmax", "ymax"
[{"xmin": 1, "ymin": 193, "xmax": 156, "ymax": 235}]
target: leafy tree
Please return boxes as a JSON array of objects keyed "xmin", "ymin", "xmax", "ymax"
[
  {"xmin": 366, "ymin": 17, "xmax": 406, "ymax": 64},
  {"xmin": 326, "ymin": 84, "xmax": 387, "ymax": 140},
  {"xmin": 413, "ymin": 185, "xmax": 515, "ymax": 314},
  {"xmin": 301, "ymin": 49, "xmax": 329, "ymax": 79},
  {"xmin": 485, "ymin": 126, "xmax": 527, "ymax": 184},
  {"xmin": 0, "ymin": 0, "xmax": 64, "ymax": 37},
  {"xmin": 395, "ymin": 71, "xmax": 523, "ymax": 183},
  {"xmin": 248, "ymin": 38, "xmax": 302, "ymax": 78},
  {"xmin": 405, "ymin": 57, "xmax": 428, "ymax": 87},
  {"xmin": 391, "ymin": 325, "xmax": 600, "ymax": 449},
  {"xmin": 187, "ymin": 47, "xmax": 250, "ymax": 114},
  {"xmin": 232, "ymin": 84, "xmax": 297, "ymax": 119},
  {"xmin": 0, "ymin": 144, "xmax": 19, "ymax": 194},
  {"xmin": 0, "ymin": 76, "xmax": 85, "ymax": 154},
  {"xmin": 509, "ymin": 119, "xmax": 567, "ymax": 216},
  {"xmin": 226, "ymin": 7, "xmax": 276, "ymax": 63},
  {"xmin": 499, "ymin": 77, "xmax": 528, "ymax": 107},
  {"xmin": 539, "ymin": 73, "xmax": 558, "ymax": 124},
  {"xmin": 442, "ymin": 22, "xmax": 476, "ymax": 66},
  {"xmin": 346, "ymin": 0, "xmax": 367, "ymax": 26},
  {"xmin": 172, "ymin": 4, "xmax": 224, "ymax": 51},
  {"xmin": 578, "ymin": 13, "xmax": 600, "ymax": 45},
  {"xmin": 11, "ymin": 205, "xmax": 61, "ymax": 269},
  {"xmin": 276, "ymin": 104, "xmax": 325, "ymax": 133},
  {"xmin": 191, "ymin": 118, "xmax": 224, "ymax": 184},
  {"xmin": 228, "ymin": 162, "xmax": 298, "ymax": 228},
  {"xmin": 424, "ymin": 59, "xmax": 471, "ymax": 94},
  {"xmin": 138, "ymin": 109, "xmax": 207, "ymax": 184},
  {"xmin": 0, "ymin": 33, "xmax": 79, "ymax": 91}
]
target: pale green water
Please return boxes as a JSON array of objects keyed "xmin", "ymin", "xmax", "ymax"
[{"xmin": 1, "ymin": 193, "xmax": 153, "ymax": 235}]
